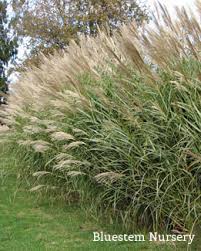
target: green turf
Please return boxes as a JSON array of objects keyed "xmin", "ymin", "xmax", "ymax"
[{"xmin": 0, "ymin": 153, "xmax": 200, "ymax": 251}]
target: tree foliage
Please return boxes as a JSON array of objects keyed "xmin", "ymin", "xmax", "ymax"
[
  {"xmin": 12, "ymin": 0, "xmax": 149, "ymax": 58},
  {"xmin": 0, "ymin": 0, "xmax": 17, "ymax": 93}
]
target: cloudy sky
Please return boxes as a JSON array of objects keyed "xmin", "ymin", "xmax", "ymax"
[{"xmin": 147, "ymin": 0, "xmax": 195, "ymax": 11}]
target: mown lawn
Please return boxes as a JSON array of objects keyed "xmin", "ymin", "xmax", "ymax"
[{"xmin": 0, "ymin": 150, "xmax": 200, "ymax": 251}]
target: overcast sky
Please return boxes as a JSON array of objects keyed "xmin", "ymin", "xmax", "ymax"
[{"xmin": 147, "ymin": 0, "xmax": 195, "ymax": 11}]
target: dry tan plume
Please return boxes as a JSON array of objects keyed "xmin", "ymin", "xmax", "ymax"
[{"xmin": 1, "ymin": 1, "xmax": 201, "ymax": 126}]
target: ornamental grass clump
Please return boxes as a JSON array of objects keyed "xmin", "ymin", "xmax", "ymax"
[{"xmin": 1, "ymin": 1, "xmax": 201, "ymax": 232}]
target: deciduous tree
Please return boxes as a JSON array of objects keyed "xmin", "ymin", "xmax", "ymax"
[
  {"xmin": 12, "ymin": 0, "xmax": 149, "ymax": 57},
  {"xmin": 0, "ymin": 0, "xmax": 17, "ymax": 93}
]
